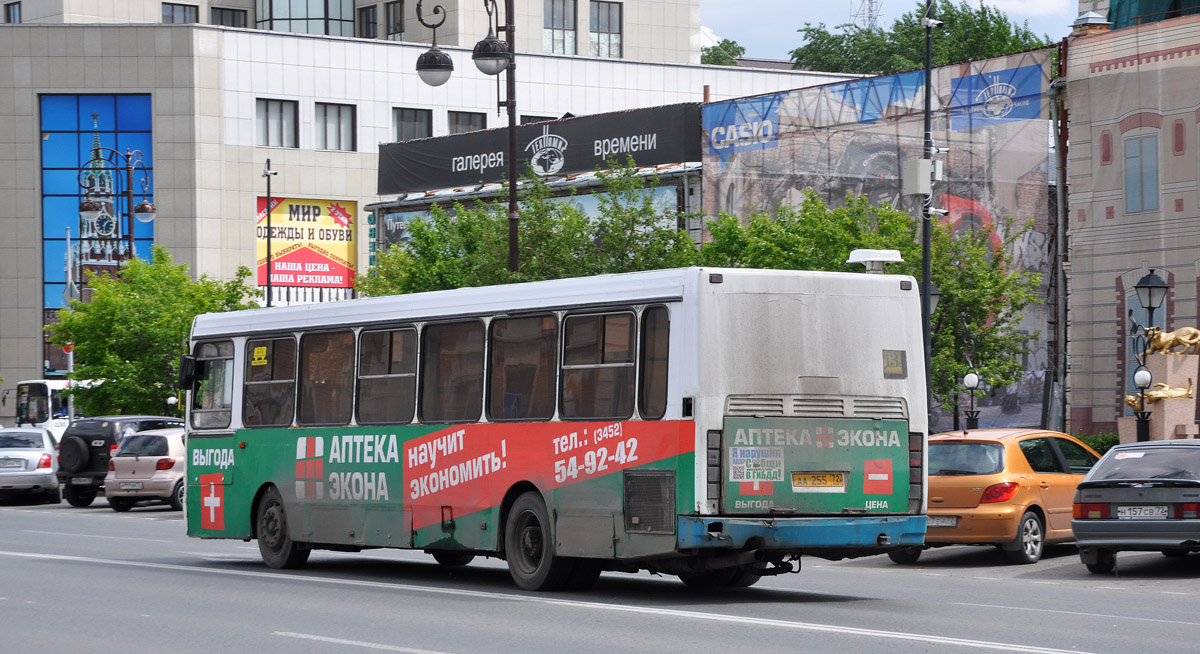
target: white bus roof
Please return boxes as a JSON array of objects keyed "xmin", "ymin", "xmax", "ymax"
[{"xmin": 190, "ymin": 267, "xmax": 911, "ymax": 339}]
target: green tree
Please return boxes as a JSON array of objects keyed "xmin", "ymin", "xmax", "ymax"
[
  {"xmin": 790, "ymin": 1, "xmax": 1051, "ymax": 75},
  {"xmin": 700, "ymin": 190, "xmax": 1042, "ymax": 413},
  {"xmin": 357, "ymin": 159, "xmax": 699, "ymax": 296},
  {"xmin": 701, "ymin": 38, "xmax": 746, "ymax": 66},
  {"xmin": 47, "ymin": 246, "xmax": 258, "ymax": 416}
]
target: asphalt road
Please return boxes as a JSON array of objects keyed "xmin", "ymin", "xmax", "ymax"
[{"xmin": 3, "ymin": 496, "xmax": 1199, "ymax": 654}]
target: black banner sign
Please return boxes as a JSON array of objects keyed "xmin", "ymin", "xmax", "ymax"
[{"xmin": 377, "ymin": 103, "xmax": 701, "ymax": 195}]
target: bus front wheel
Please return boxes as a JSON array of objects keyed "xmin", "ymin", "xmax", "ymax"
[
  {"xmin": 504, "ymin": 492, "xmax": 574, "ymax": 591},
  {"xmin": 256, "ymin": 486, "xmax": 310, "ymax": 569}
]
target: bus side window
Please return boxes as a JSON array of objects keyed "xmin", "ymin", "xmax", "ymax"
[
  {"xmin": 244, "ymin": 337, "xmax": 296, "ymax": 428},
  {"xmin": 192, "ymin": 341, "xmax": 234, "ymax": 429},
  {"xmin": 561, "ymin": 311, "xmax": 635, "ymax": 420},
  {"xmin": 420, "ymin": 321, "xmax": 484, "ymax": 423},
  {"xmin": 489, "ymin": 315, "xmax": 557, "ymax": 421},
  {"xmin": 298, "ymin": 331, "xmax": 355, "ymax": 426},
  {"xmin": 639, "ymin": 306, "xmax": 669, "ymax": 419},
  {"xmin": 358, "ymin": 327, "xmax": 416, "ymax": 425}
]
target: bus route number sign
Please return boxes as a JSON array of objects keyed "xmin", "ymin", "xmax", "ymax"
[{"xmin": 882, "ymin": 350, "xmax": 907, "ymax": 379}]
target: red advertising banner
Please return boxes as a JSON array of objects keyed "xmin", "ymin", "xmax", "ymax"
[{"xmin": 256, "ymin": 197, "xmax": 356, "ymax": 288}]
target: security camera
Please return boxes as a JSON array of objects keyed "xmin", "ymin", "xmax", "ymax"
[
  {"xmin": 922, "ymin": 17, "xmax": 944, "ymax": 28},
  {"xmin": 929, "ymin": 207, "xmax": 949, "ymax": 216}
]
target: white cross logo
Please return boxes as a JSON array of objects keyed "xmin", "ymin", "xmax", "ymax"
[{"xmin": 203, "ymin": 481, "xmax": 221, "ymax": 522}]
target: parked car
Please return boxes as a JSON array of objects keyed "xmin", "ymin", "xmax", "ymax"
[
  {"xmin": 0, "ymin": 427, "xmax": 60, "ymax": 503},
  {"xmin": 104, "ymin": 428, "xmax": 186, "ymax": 512},
  {"xmin": 56, "ymin": 416, "xmax": 184, "ymax": 507},
  {"xmin": 1073, "ymin": 440, "xmax": 1200, "ymax": 573},
  {"xmin": 889, "ymin": 429, "xmax": 1101, "ymax": 565}
]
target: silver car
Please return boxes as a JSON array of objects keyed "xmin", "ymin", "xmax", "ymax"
[
  {"xmin": 0, "ymin": 427, "xmax": 60, "ymax": 503},
  {"xmin": 1072, "ymin": 440, "xmax": 1200, "ymax": 573}
]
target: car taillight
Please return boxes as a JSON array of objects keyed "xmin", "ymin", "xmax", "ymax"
[
  {"xmin": 36, "ymin": 454, "xmax": 52, "ymax": 470},
  {"xmin": 156, "ymin": 458, "xmax": 176, "ymax": 471},
  {"xmin": 108, "ymin": 459, "xmax": 114, "ymax": 471},
  {"xmin": 110, "ymin": 443, "xmax": 118, "ymax": 453},
  {"xmin": 979, "ymin": 482, "xmax": 1019, "ymax": 504},
  {"xmin": 1074, "ymin": 503, "xmax": 1110, "ymax": 519},
  {"xmin": 1174, "ymin": 503, "xmax": 1199, "ymax": 519}
]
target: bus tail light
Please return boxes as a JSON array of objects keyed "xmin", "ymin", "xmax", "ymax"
[
  {"xmin": 706, "ymin": 430, "xmax": 722, "ymax": 510},
  {"xmin": 1174, "ymin": 503, "xmax": 1199, "ymax": 519},
  {"xmin": 1074, "ymin": 503, "xmax": 1110, "ymax": 519},
  {"xmin": 156, "ymin": 458, "xmax": 177, "ymax": 471},
  {"xmin": 979, "ymin": 482, "xmax": 1019, "ymax": 504},
  {"xmin": 36, "ymin": 454, "xmax": 52, "ymax": 470},
  {"xmin": 908, "ymin": 432, "xmax": 924, "ymax": 513}
]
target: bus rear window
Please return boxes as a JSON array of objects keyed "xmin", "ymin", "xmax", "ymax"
[
  {"xmin": 639, "ymin": 306, "xmax": 669, "ymax": 419},
  {"xmin": 244, "ymin": 338, "xmax": 296, "ymax": 427}
]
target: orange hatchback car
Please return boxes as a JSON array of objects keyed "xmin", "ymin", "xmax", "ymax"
[{"xmin": 889, "ymin": 429, "xmax": 1101, "ymax": 565}]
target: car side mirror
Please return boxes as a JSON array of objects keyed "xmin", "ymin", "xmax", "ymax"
[{"xmin": 178, "ymin": 354, "xmax": 196, "ymax": 391}]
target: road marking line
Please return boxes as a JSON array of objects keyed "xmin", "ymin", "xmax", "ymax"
[
  {"xmin": 0, "ymin": 549, "xmax": 1090, "ymax": 654},
  {"xmin": 274, "ymin": 632, "xmax": 456, "ymax": 654},
  {"xmin": 22, "ymin": 529, "xmax": 172, "ymax": 543},
  {"xmin": 953, "ymin": 602, "xmax": 1200, "ymax": 627}
]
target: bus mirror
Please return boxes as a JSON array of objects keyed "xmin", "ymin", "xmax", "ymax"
[{"xmin": 178, "ymin": 355, "xmax": 197, "ymax": 391}]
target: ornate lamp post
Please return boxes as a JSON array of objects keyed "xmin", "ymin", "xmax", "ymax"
[
  {"xmin": 415, "ymin": 0, "xmax": 519, "ymax": 273},
  {"xmin": 1131, "ymin": 269, "xmax": 1168, "ymax": 442},
  {"xmin": 963, "ymin": 368, "xmax": 981, "ymax": 430},
  {"xmin": 78, "ymin": 127, "xmax": 156, "ymax": 266}
]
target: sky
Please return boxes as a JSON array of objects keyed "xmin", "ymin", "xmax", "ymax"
[{"xmin": 700, "ymin": 0, "xmax": 1084, "ymax": 61}]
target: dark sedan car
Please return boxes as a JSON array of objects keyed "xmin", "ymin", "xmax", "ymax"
[{"xmin": 1072, "ymin": 440, "xmax": 1200, "ymax": 573}]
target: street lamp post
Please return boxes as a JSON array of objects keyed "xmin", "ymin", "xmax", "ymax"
[
  {"xmin": 1131, "ymin": 269, "xmax": 1168, "ymax": 442},
  {"xmin": 920, "ymin": 0, "xmax": 942, "ymax": 426},
  {"xmin": 79, "ymin": 144, "xmax": 157, "ymax": 266},
  {"xmin": 416, "ymin": 0, "xmax": 519, "ymax": 273},
  {"xmin": 963, "ymin": 369, "xmax": 981, "ymax": 430},
  {"xmin": 262, "ymin": 159, "xmax": 278, "ymax": 308},
  {"xmin": 920, "ymin": 279, "xmax": 941, "ymax": 425}
]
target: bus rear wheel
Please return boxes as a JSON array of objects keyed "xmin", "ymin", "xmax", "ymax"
[
  {"xmin": 256, "ymin": 486, "xmax": 310, "ymax": 569},
  {"xmin": 504, "ymin": 492, "xmax": 573, "ymax": 591}
]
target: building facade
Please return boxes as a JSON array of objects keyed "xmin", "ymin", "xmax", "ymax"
[{"xmin": 0, "ymin": 2, "xmax": 852, "ymax": 424}]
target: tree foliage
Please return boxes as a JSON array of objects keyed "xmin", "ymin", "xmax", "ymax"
[
  {"xmin": 699, "ymin": 190, "xmax": 1042, "ymax": 411},
  {"xmin": 790, "ymin": 0, "xmax": 1051, "ymax": 75},
  {"xmin": 47, "ymin": 246, "xmax": 258, "ymax": 416},
  {"xmin": 701, "ymin": 38, "xmax": 746, "ymax": 66},
  {"xmin": 356, "ymin": 159, "xmax": 699, "ymax": 296}
]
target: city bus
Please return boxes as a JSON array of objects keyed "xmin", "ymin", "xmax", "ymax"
[
  {"xmin": 181, "ymin": 264, "xmax": 929, "ymax": 590},
  {"xmin": 12, "ymin": 379, "xmax": 72, "ymax": 440}
]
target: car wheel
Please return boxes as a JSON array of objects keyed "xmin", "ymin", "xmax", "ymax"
[
  {"xmin": 43, "ymin": 487, "xmax": 61, "ymax": 504},
  {"xmin": 63, "ymin": 485, "xmax": 96, "ymax": 508},
  {"xmin": 1086, "ymin": 549, "xmax": 1116, "ymax": 574},
  {"xmin": 256, "ymin": 486, "xmax": 310, "ymax": 569},
  {"xmin": 1005, "ymin": 511, "xmax": 1044, "ymax": 564},
  {"xmin": 58, "ymin": 436, "xmax": 90, "ymax": 473},
  {"xmin": 504, "ymin": 491, "xmax": 574, "ymax": 591},
  {"xmin": 109, "ymin": 497, "xmax": 134, "ymax": 512},
  {"xmin": 169, "ymin": 480, "xmax": 185, "ymax": 511},
  {"xmin": 431, "ymin": 551, "xmax": 475, "ymax": 567},
  {"xmin": 888, "ymin": 547, "xmax": 923, "ymax": 564},
  {"xmin": 1162, "ymin": 549, "xmax": 1190, "ymax": 558}
]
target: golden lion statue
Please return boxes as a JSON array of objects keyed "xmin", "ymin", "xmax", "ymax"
[
  {"xmin": 1125, "ymin": 378, "xmax": 1194, "ymax": 408},
  {"xmin": 1146, "ymin": 326, "xmax": 1200, "ymax": 355}
]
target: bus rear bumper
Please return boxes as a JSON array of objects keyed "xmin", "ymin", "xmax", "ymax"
[{"xmin": 677, "ymin": 515, "xmax": 928, "ymax": 551}]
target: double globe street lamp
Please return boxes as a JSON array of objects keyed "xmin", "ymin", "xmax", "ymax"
[
  {"xmin": 415, "ymin": 0, "xmax": 519, "ymax": 273},
  {"xmin": 1130, "ymin": 269, "xmax": 1169, "ymax": 442}
]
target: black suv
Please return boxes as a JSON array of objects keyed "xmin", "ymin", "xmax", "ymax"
[{"xmin": 57, "ymin": 416, "xmax": 184, "ymax": 507}]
